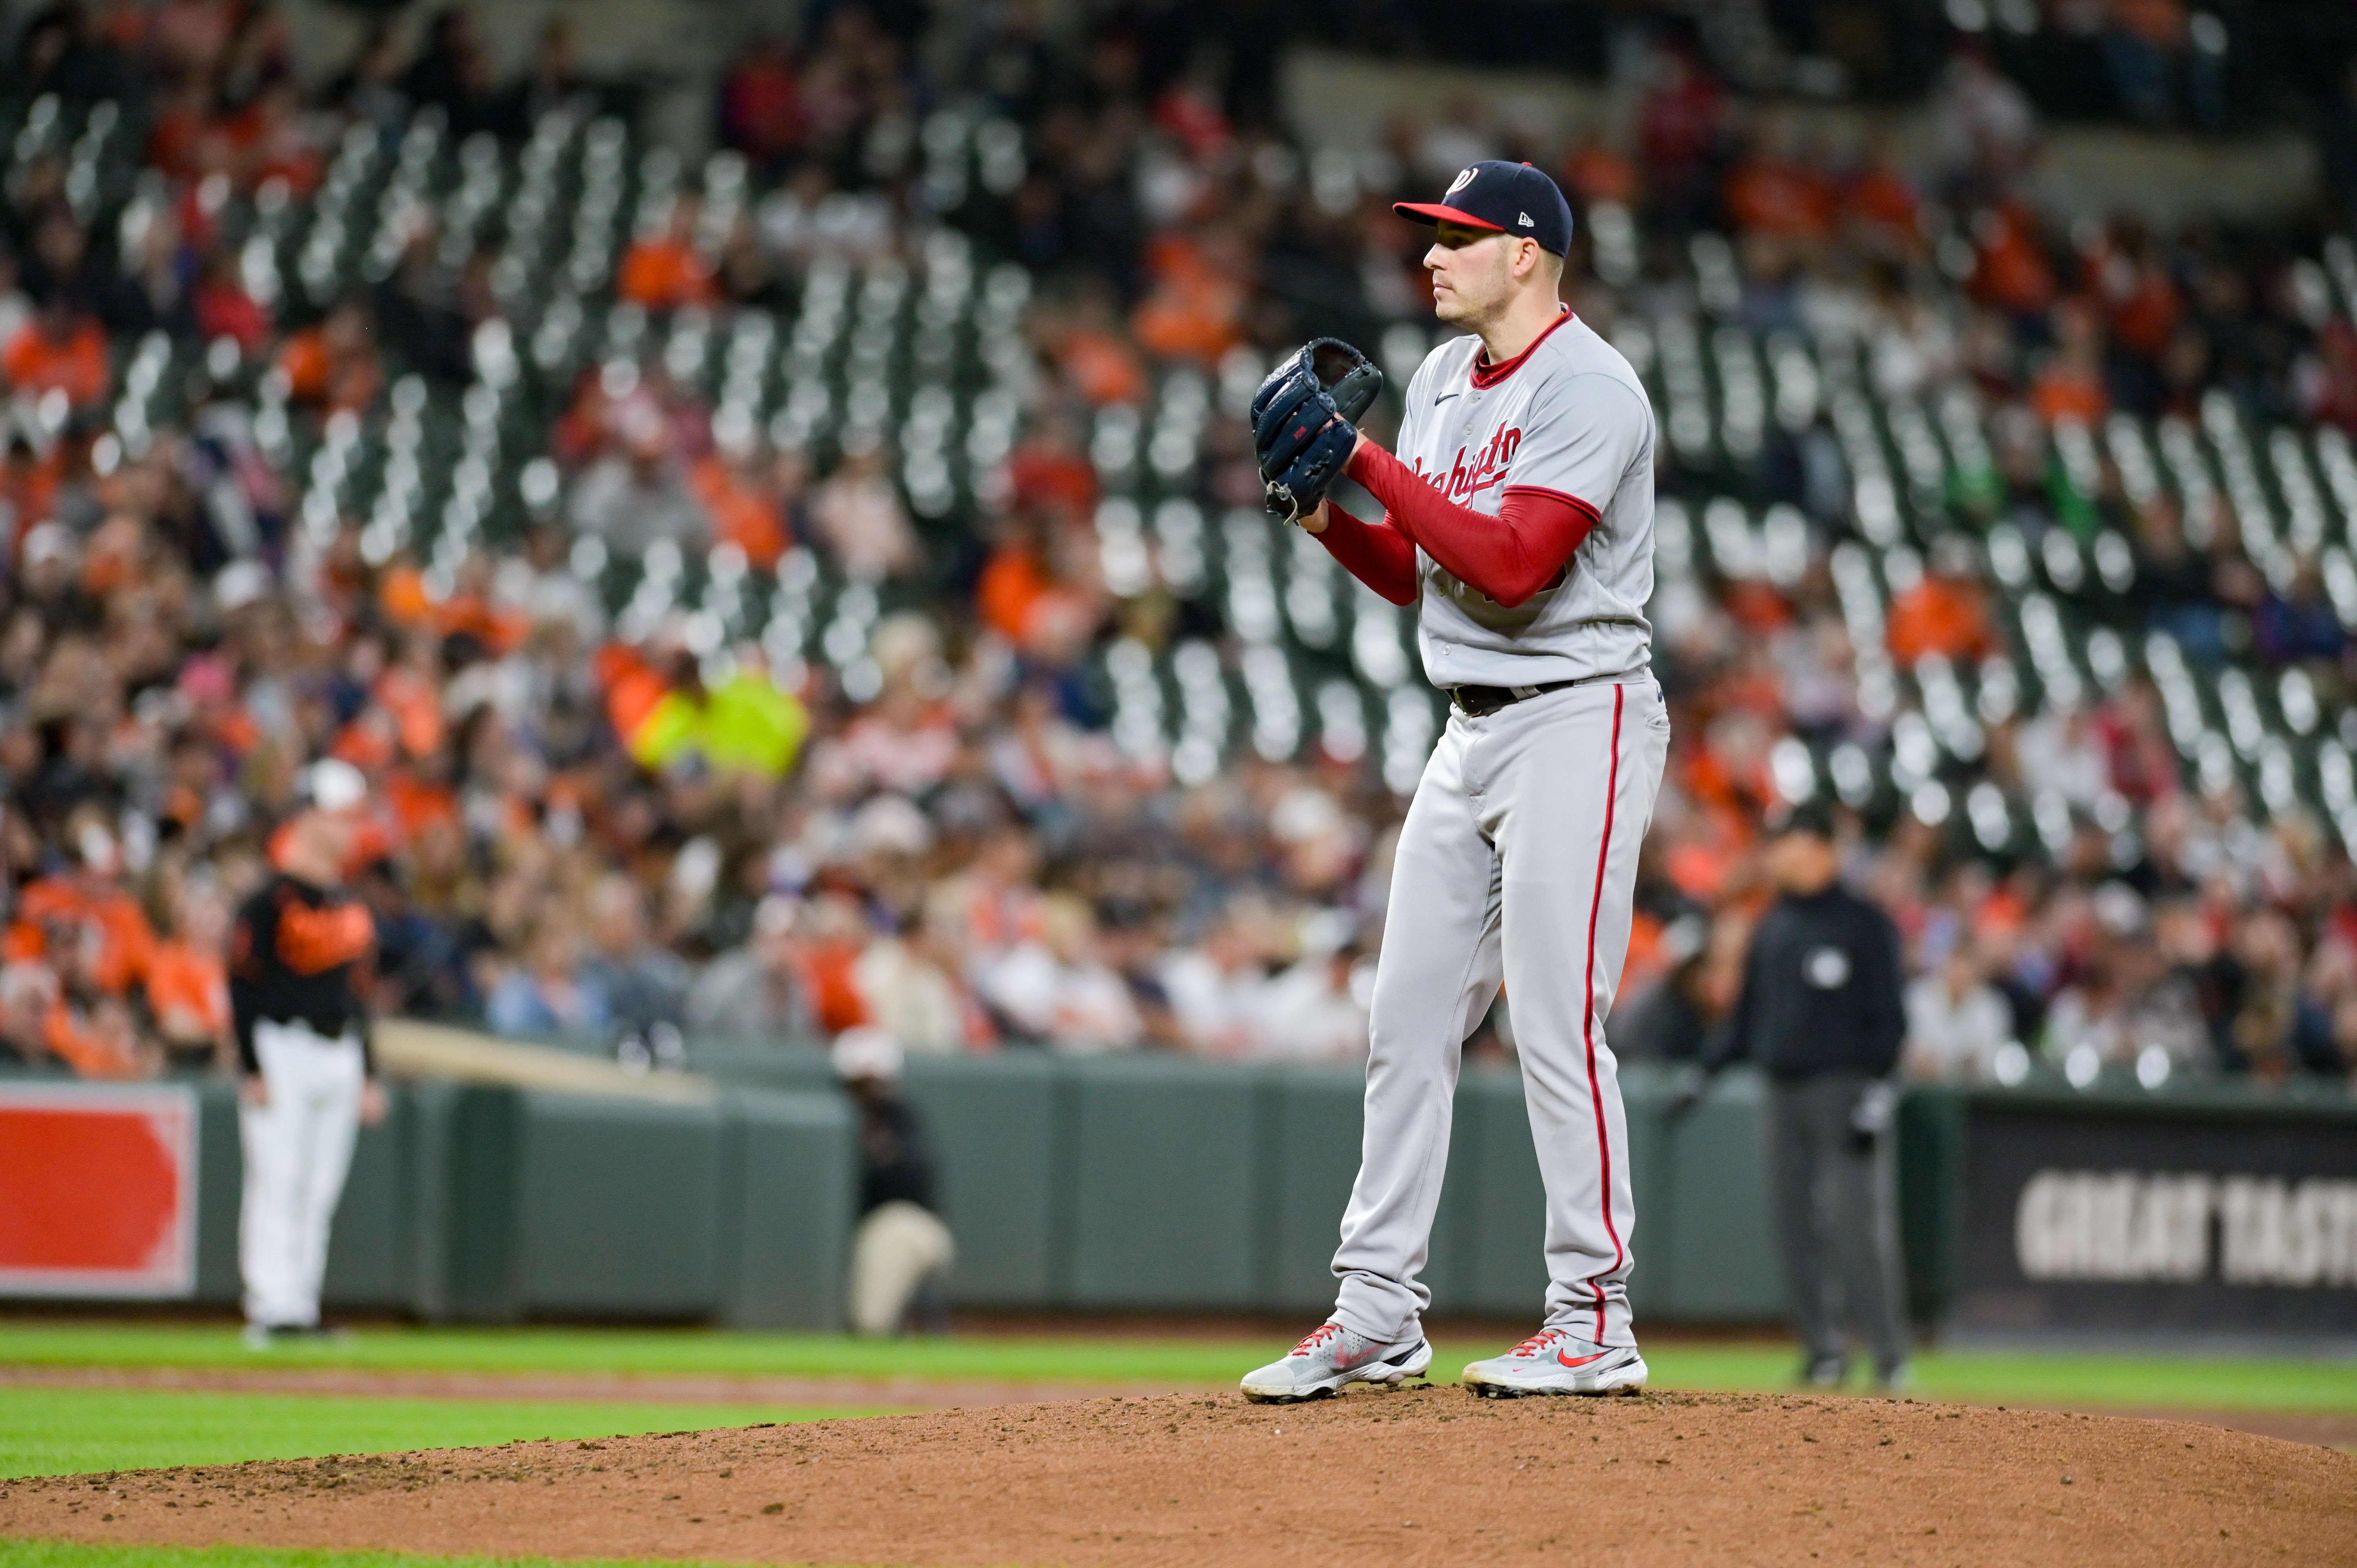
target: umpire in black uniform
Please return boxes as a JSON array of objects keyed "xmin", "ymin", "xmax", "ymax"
[{"xmin": 1687, "ymin": 801, "xmax": 1910, "ymax": 1388}]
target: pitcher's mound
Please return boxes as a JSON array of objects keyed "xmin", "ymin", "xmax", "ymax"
[{"xmin": 4, "ymin": 1386, "xmax": 2350, "ymax": 1566}]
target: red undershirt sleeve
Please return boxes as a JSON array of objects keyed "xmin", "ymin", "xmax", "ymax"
[
  {"xmin": 1310, "ymin": 497, "xmax": 1419, "ymax": 606},
  {"xmin": 1346, "ymin": 442, "xmax": 1600, "ymax": 608}
]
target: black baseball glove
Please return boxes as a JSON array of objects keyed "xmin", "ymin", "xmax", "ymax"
[{"xmin": 1252, "ymin": 338, "xmax": 1383, "ymax": 524}]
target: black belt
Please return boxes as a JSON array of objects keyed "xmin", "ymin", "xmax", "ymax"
[
  {"xmin": 1446, "ymin": 670, "xmax": 1642, "ymax": 718},
  {"xmin": 1447, "ymin": 681, "xmax": 1574, "ymax": 718}
]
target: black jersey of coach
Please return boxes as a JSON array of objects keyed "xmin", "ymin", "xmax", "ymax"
[
  {"xmin": 228, "ymin": 872, "xmax": 376, "ymax": 1073},
  {"xmin": 1707, "ymin": 883, "xmax": 1905, "ymax": 1079}
]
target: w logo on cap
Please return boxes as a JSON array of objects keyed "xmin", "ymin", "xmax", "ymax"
[{"xmin": 1446, "ymin": 168, "xmax": 1475, "ymax": 196}]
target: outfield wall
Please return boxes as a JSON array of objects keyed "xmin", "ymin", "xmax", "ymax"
[{"xmin": 7, "ymin": 1052, "xmax": 2353, "ymax": 1337}]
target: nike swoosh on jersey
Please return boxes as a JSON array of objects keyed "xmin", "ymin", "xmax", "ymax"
[{"xmin": 1433, "ymin": 392, "xmax": 1458, "ymax": 405}]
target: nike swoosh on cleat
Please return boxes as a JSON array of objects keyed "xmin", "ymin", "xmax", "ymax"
[{"xmin": 1558, "ymin": 1351, "xmax": 1611, "ymax": 1368}]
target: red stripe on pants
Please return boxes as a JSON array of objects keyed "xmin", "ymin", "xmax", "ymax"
[{"xmin": 1582, "ymin": 683, "xmax": 1628, "ymax": 1340}]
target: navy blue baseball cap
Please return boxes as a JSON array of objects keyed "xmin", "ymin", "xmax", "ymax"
[{"xmin": 1395, "ymin": 161, "xmax": 1575, "ymax": 256}]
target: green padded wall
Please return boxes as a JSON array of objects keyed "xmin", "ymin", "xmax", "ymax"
[
  {"xmin": 1656, "ymin": 1068, "xmax": 1786, "ymax": 1321},
  {"xmin": 319, "ymin": 1096, "xmax": 414, "ymax": 1308},
  {"xmin": 1258, "ymin": 1066, "xmax": 1366, "ymax": 1312},
  {"xmin": 513, "ymin": 1092, "xmax": 725, "ymax": 1317},
  {"xmin": 1060, "ymin": 1056, "xmax": 1266, "ymax": 1308},
  {"xmin": 190, "ymin": 1077, "xmax": 241, "ymax": 1305},
  {"xmin": 720, "ymin": 1089, "xmax": 855, "ymax": 1330},
  {"xmin": 900, "ymin": 1052, "xmax": 1060, "ymax": 1305}
]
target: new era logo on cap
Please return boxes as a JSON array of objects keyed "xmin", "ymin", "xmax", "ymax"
[{"xmin": 1394, "ymin": 161, "xmax": 1575, "ymax": 256}]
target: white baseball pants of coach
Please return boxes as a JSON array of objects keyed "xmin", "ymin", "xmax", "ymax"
[
  {"xmin": 239, "ymin": 1019, "xmax": 366, "ymax": 1329},
  {"xmin": 1333, "ymin": 673, "xmax": 1669, "ymax": 1348}
]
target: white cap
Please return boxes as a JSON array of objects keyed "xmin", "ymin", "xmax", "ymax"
[
  {"xmin": 830, "ymin": 1025, "xmax": 903, "ymax": 1083},
  {"xmin": 295, "ymin": 758, "xmax": 369, "ymax": 814}
]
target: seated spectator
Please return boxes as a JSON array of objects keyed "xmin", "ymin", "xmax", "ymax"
[
  {"xmin": 486, "ymin": 920, "xmax": 608, "ymax": 1040},
  {"xmin": 15, "ymin": 816, "xmax": 157, "ymax": 998},
  {"xmin": 583, "ymin": 875, "xmax": 689, "ymax": 1040},
  {"xmin": 1159, "ymin": 900, "xmax": 1276, "ymax": 1058},
  {"xmin": 569, "ymin": 401, "xmax": 713, "ymax": 556},
  {"xmin": 689, "ymin": 439, "xmax": 792, "ymax": 569},
  {"xmin": 807, "ymin": 442, "xmax": 917, "ymax": 579},
  {"xmin": 1903, "ymin": 940, "xmax": 2015, "ymax": 1083},
  {"xmin": 974, "ymin": 891, "xmax": 1140, "ymax": 1052},
  {"xmin": 147, "ymin": 875, "xmax": 233, "ymax": 1071},
  {"xmin": 687, "ymin": 893, "xmax": 816, "ymax": 1042},
  {"xmin": 192, "ymin": 246, "xmax": 272, "ymax": 355},
  {"xmin": 1722, "ymin": 124, "xmax": 1837, "ymax": 241},
  {"xmin": 852, "ymin": 894, "xmax": 981, "ymax": 1054},
  {"xmin": 1131, "ymin": 227, "xmax": 1250, "ymax": 367},
  {"xmin": 1253, "ymin": 936, "xmax": 1372, "ymax": 1064},
  {"xmin": 4, "ymin": 295, "xmax": 110, "ymax": 410},
  {"xmin": 720, "ymin": 35, "xmax": 807, "ymax": 170},
  {"xmin": 1886, "ymin": 537, "xmax": 1997, "ymax": 668},
  {"xmin": 834, "ymin": 1028, "xmax": 954, "ymax": 1336},
  {"xmin": 2029, "ymin": 298, "xmax": 2110, "ymax": 428},
  {"xmin": 1610, "ymin": 915, "xmax": 1715, "ymax": 1063},
  {"xmin": 0, "ymin": 960, "xmax": 61, "ymax": 1068},
  {"xmin": 617, "ymin": 198, "xmax": 721, "ymax": 314},
  {"xmin": 277, "ymin": 296, "xmax": 383, "ymax": 413},
  {"xmin": 974, "ymin": 509, "xmax": 1102, "ymax": 662}
]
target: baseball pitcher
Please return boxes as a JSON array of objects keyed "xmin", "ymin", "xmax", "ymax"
[{"xmin": 1242, "ymin": 161, "xmax": 1668, "ymax": 1400}]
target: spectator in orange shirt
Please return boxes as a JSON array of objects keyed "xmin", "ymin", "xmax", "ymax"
[
  {"xmin": 1132, "ymin": 228, "xmax": 1249, "ymax": 367},
  {"xmin": 1843, "ymin": 152, "xmax": 1922, "ymax": 258},
  {"xmin": 44, "ymin": 990, "xmax": 146, "ymax": 1079},
  {"xmin": 976, "ymin": 509, "xmax": 1100, "ymax": 662},
  {"xmin": 4, "ymin": 295, "xmax": 111, "ymax": 410},
  {"xmin": 1561, "ymin": 123, "xmax": 1641, "ymax": 208},
  {"xmin": 2030, "ymin": 297, "xmax": 2110, "ymax": 429},
  {"xmin": 16, "ymin": 815, "xmax": 158, "ymax": 998},
  {"xmin": 1968, "ymin": 202, "xmax": 2057, "ymax": 321},
  {"xmin": 148, "ymin": 876, "xmax": 233, "ymax": 1070},
  {"xmin": 1887, "ymin": 538, "xmax": 1999, "ymax": 669},
  {"xmin": 1722, "ymin": 126, "xmax": 1838, "ymax": 240},
  {"xmin": 1038, "ymin": 284, "xmax": 1148, "ymax": 408},
  {"xmin": 278, "ymin": 296, "xmax": 382, "ymax": 413},
  {"xmin": 1007, "ymin": 412, "xmax": 1098, "ymax": 524},
  {"xmin": 617, "ymin": 198, "xmax": 720, "ymax": 313},
  {"xmin": 689, "ymin": 443, "xmax": 791, "ymax": 569},
  {"xmin": 2101, "ymin": 222, "xmax": 2182, "ymax": 364}
]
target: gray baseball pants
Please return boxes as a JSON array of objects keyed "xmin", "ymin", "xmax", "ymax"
[
  {"xmin": 1768, "ymin": 1072, "xmax": 1910, "ymax": 1375},
  {"xmin": 1332, "ymin": 673, "xmax": 1669, "ymax": 1347}
]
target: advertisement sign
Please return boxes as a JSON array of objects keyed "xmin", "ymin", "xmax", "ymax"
[
  {"xmin": 1954, "ymin": 1098, "xmax": 2357, "ymax": 1336},
  {"xmin": 0, "ymin": 1082, "xmax": 200, "ymax": 1298}
]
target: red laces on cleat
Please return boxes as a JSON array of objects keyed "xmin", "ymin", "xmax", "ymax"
[
  {"xmin": 1511, "ymin": 1328, "xmax": 1574, "ymax": 1358},
  {"xmin": 1292, "ymin": 1324, "xmax": 1343, "ymax": 1356}
]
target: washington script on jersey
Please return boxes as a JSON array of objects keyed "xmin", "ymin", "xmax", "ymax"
[{"xmin": 1413, "ymin": 425, "xmax": 1524, "ymax": 502}]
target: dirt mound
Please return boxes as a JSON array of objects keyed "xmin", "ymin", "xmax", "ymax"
[{"xmin": 4, "ymin": 1385, "xmax": 2350, "ymax": 1566}]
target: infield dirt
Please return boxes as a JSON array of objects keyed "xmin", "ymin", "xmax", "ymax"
[{"xmin": 4, "ymin": 1385, "xmax": 2350, "ymax": 1567}]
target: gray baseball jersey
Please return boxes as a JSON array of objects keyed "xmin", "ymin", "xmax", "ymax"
[
  {"xmin": 1393, "ymin": 310, "xmax": 1657, "ymax": 689},
  {"xmin": 1325, "ymin": 308, "xmax": 1669, "ymax": 1353}
]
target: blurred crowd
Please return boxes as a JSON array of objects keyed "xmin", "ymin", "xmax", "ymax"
[{"xmin": 0, "ymin": 2, "xmax": 2351, "ymax": 1089}]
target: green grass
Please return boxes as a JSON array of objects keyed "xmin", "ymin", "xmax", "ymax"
[
  {"xmin": 0, "ymin": 1320, "xmax": 2349, "ymax": 1483},
  {"xmin": 0, "ymin": 1322, "xmax": 1237, "ymax": 1386},
  {"xmin": 0, "ymin": 1545, "xmax": 779, "ymax": 1568},
  {"xmin": 0, "ymin": 1389, "xmax": 863, "ymax": 1480},
  {"xmin": 4, "ymin": 1320, "xmax": 2353, "ymax": 1413}
]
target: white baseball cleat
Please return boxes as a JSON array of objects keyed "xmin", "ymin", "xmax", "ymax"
[
  {"xmin": 1240, "ymin": 1322, "xmax": 1433, "ymax": 1403},
  {"xmin": 1463, "ymin": 1326, "xmax": 1648, "ymax": 1397}
]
